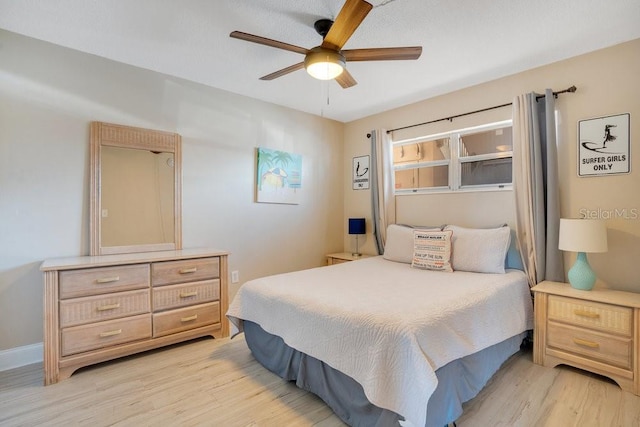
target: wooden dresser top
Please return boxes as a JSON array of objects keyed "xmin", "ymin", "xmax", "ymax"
[{"xmin": 41, "ymin": 248, "xmax": 229, "ymax": 272}]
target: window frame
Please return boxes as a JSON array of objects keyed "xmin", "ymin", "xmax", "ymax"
[{"xmin": 392, "ymin": 120, "xmax": 513, "ymax": 195}]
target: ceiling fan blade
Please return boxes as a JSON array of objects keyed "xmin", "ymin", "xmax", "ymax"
[
  {"xmin": 335, "ymin": 69, "xmax": 357, "ymax": 88},
  {"xmin": 321, "ymin": 0, "xmax": 373, "ymax": 51},
  {"xmin": 230, "ymin": 31, "xmax": 308, "ymax": 55},
  {"xmin": 259, "ymin": 62, "xmax": 305, "ymax": 81},
  {"xmin": 343, "ymin": 46, "xmax": 422, "ymax": 61}
]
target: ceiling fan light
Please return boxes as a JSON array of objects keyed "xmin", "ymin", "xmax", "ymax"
[{"xmin": 305, "ymin": 48, "xmax": 345, "ymax": 80}]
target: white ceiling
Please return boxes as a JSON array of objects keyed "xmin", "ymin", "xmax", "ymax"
[{"xmin": 1, "ymin": 0, "xmax": 639, "ymax": 122}]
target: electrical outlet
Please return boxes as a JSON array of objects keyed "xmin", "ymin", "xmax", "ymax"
[{"xmin": 231, "ymin": 270, "xmax": 239, "ymax": 283}]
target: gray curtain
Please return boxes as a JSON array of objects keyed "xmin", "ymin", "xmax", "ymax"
[
  {"xmin": 370, "ymin": 129, "xmax": 395, "ymax": 255},
  {"xmin": 512, "ymin": 89, "xmax": 564, "ymax": 286}
]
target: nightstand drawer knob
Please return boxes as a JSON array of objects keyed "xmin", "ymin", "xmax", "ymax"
[
  {"xmin": 573, "ymin": 309, "xmax": 600, "ymax": 319},
  {"xmin": 179, "ymin": 291, "xmax": 198, "ymax": 298},
  {"xmin": 573, "ymin": 337, "xmax": 600, "ymax": 348},
  {"xmin": 179, "ymin": 267, "xmax": 197, "ymax": 274}
]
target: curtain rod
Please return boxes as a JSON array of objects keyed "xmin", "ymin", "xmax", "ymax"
[{"xmin": 384, "ymin": 85, "xmax": 577, "ymax": 135}]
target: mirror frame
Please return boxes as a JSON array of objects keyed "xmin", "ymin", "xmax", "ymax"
[{"xmin": 90, "ymin": 121, "xmax": 182, "ymax": 256}]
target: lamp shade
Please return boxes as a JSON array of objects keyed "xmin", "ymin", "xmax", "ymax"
[
  {"xmin": 558, "ymin": 219, "xmax": 608, "ymax": 253},
  {"xmin": 305, "ymin": 47, "xmax": 345, "ymax": 80},
  {"xmin": 348, "ymin": 218, "xmax": 366, "ymax": 235}
]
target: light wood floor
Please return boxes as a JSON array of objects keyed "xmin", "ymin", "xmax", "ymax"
[{"xmin": 1, "ymin": 336, "xmax": 639, "ymax": 427}]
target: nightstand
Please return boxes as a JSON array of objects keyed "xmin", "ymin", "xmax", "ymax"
[
  {"xmin": 326, "ymin": 252, "xmax": 372, "ymax": 265},
  {"xmin": 532, "ymin": 280, "xmax": 640, "ymax": 395}
]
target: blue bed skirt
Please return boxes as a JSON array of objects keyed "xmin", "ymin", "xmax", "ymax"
[{"xmin": 243, "ymin": 320, "xmax": 526, "ymax": 427}]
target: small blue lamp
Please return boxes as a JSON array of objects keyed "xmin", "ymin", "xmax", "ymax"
[
  {"xmin": 558, "ymin": 218, "xmax": 608, "ymax": 290},
  {"xmin": 348, "ymin": 218, "xmax": 366, "ymax": 257}
]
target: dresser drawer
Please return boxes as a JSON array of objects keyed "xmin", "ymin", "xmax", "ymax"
[
  {"xmin": 548, "ymin": 295, "xmax": 632, "ymax": 337},
  {"xmin": 59, "ymin": 289, "xmax": 151, "ymax": 328},
  {"xmin": 152, "ymin": 258, "xmax": 219, "ymax": 287},
  {"xmin": 153, "ymin": 302, "xmax": 220, "ymax": 337},
  {"xmin": 547, "ymin": 321, "xmax": 632, "ymax": 370},
  {"xmin": 61, "ymin": 314, "xmax": 152, "ymax": 356},
  {"xmin": 152, "ymin": 279, "xmax": 220, "ymax": 312},
  {"xmin": 60, "ymin": 264, "xmax": 150, "ymax": 299}
]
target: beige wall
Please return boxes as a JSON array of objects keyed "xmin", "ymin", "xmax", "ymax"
[
  {"xmin": 0, "ymin": 30, "xmax": 345, "ymax": 351},
  {"xmin": 344, "ymin": 39, "xmax": 640, "ymax": 292}
]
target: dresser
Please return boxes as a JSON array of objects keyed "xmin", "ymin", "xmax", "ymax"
[
  {"xmin": 532, "ymin": 280, "xmax": 640, "ymax": 395},
  {"xmin": 41, "ymin": 248, "xmax": 229, "ymax": 385}
]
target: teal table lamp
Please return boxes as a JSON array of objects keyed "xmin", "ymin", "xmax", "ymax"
[{"xmin": 558, "ymin": 218, "xmax": 608, "ymax": 290}]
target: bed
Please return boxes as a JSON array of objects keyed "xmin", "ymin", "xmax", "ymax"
[{"xmin": 226, "ymin": 224, "xmax": 533, "ymax": 426}]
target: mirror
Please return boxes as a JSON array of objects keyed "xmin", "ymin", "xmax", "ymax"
[{"xmin": 90, "ymin": 122, "xmax": 182, "ymax": 255}]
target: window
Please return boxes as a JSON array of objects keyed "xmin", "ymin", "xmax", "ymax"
[{"xmin": 393, "ymin": 120, "xmax": 512, "ymax": 194}]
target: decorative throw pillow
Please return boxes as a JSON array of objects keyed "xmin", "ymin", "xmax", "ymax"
[
  {"xmin": 384, "ymin": 224, "xmax": 441, "ymax": 264},
  {"xmin": 444, "ymin": 225, "xmax": 511, "ymax": 274},
  {"xmin": 411, "ymin": 229, "xmax": 453, "ymax": 272}
]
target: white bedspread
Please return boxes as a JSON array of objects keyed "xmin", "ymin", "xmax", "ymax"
[{"xmin": 226, "ymin": 256, "xmax": 533, "ymax": 427}]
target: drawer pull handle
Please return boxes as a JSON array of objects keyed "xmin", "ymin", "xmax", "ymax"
[
  {"xmin": 180, "ymin": 291, "xmax": 198, "ymax": 298},
  {"xmin": 96, "ymin": 276, "xmax": 120, "ymax": 284},
  {"xmin": 181, "ymin": 314, "xmax": 198, "ymax": 322},
  {"xmin": 99, "ymin": 329, "xmax": 122, "ymax": 338},
  {"xmin": 573, "ymin": 338, "xmax": 600, "ymax": 348},
  {"xmin": 574, "ymin": 309, "xmax": 600, "ymax": 319},
  {"xmin": 179, "ymin": 267, "xmax": 197, "ymax": 274},
  {"xmin": 97, "ymin": 303, "xmax": 121, "ymax": 311}
]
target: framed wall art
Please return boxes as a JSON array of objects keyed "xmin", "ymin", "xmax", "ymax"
[
  {"xmin": 256, "ymin": 147, "xmax": 302, "ymax": 204},
  {"xmin": 578, "ymin": 113, "xmax": 630, "ymax": 177}
]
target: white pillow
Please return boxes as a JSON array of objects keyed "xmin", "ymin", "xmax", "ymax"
[
  {"xmin": 383, "ymin": 224, "xmax": 440, "ymax": 264},
  {"xmin": 444, "ymin": 225, "xmax": 511, "ymax": 274},
  {"xmin": 411, "ymin": 229, "xmax": 453, "ymax": 272}
]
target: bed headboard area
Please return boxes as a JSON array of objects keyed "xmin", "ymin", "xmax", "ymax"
[
  {"xmin": 392, "ymin": 191, "xmax": 524, "ymax": 271},
  {"xmin": 395, "ymin": 191, "xmax": 515, "ymax": 228}
]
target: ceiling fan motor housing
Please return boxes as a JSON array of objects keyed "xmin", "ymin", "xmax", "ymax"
[{"xmin": 314, "ymin": 19, "xmax": 334, "ymax": 38}]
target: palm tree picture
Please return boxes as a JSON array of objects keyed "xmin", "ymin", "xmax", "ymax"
[{"xmin": 256, "ymin": 147, "xmax": 303, "ymax": 204}]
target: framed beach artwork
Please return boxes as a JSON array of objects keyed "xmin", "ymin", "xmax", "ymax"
[{"xmin": 256, "ymin": 147, "xmax": 302, "ymax": 204}]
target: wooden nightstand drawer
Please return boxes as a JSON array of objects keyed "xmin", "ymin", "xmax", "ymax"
[
  {"xmin": 60, "ymin": 289, "xmax": 151, "ymax": 328},
  {"xmin": 60, "ymin": 264, "xmax": 150, "ymax": 299},
  {"xmin": 152, "ymin": 257, "xmax": 220, "ymax": 286},
  {"xmin": 152, "ymin": 279, "xmax": 220, "ymax": 311},
  {"xmin": 548, "ymin": 295, "xmax": 632, "ymax": 336},
  {"xmin": 61, "ymin": 314, "xmax": 152, "ymax": 356},
  {"xmin": 547, "ymin": 321, "xmax": 632, "ymax": 370},
  {"xmin": 153, "ymin": 302, "xmax": 220, "ymax": 337}
]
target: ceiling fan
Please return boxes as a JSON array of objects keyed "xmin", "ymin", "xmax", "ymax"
[{"xmin": 230, "ymin": 0, "xmax": 422, "ymax": 88}]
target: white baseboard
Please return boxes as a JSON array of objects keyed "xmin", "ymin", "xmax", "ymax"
[{"xmin": 0, "ymin": 342, "xmax": 43, "ymax": 372}]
